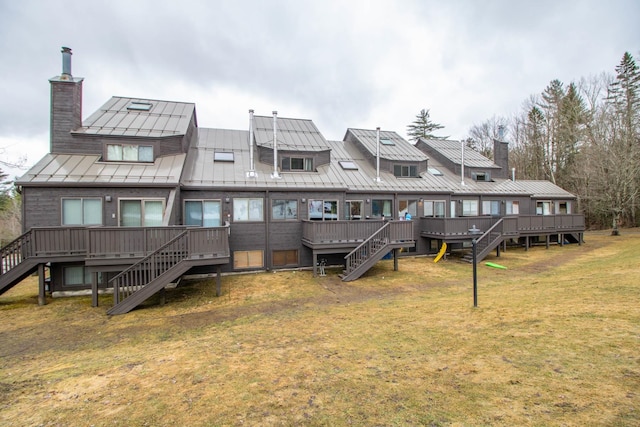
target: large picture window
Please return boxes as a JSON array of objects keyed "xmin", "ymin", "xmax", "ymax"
[
  {"xmin": 272, "ymin": 199, "xmax": 298, "ymax": 220},
  {"xmin": 185, "ymin": 200, "xmax": 221, "ymax": 226},
  {"xmin": 482, "ymin": 200, "xmax": 501, "ymax": 216},
  {"xmin": 506, "ymin": 201, "xmax": 520, "ymax": 215},
  {"xmin": 309, "ymin": 200, "xmax": 338, "ymax": 221},
  {"xmin": 234, "ymin": 198, "xmax": 264, "ymax": 222},
  {"xmin": 398, "ymin": 200, "xmax": 418, "ymax": 219},
  {"xmin": 462, "ymin": 200, "xmax": 479, "ymax": 216},
  {"xmin": 62, "ymin": 198, "xmax": 102, "ymax": 225},
  {"xmin": 120, "ymin": 199, "xmax": 164, "ymax": 226},
  {"xmin": 107, "ymin": 144, "xmax": 153, "ymax": 162},
  {"xmin": 371, "ymin": 199, "xmax": 392, "ymax": 218},
  {"xmin": 424, "ymin": 200, "xmax": 446, "ymax": 218},
  {"xmin": 536, "ymin": 201, "xmax": 552, "ymax": 215}
]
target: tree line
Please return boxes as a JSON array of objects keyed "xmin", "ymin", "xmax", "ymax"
[{"xmin": 411, "ymin": 52, "xmax": 640, "ymax": 230}]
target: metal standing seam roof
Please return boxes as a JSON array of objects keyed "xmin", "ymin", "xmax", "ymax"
[
  {"xmin": 422, "ymin": 138, "xmax": 500, "ymax": 169},
  {"xmin": 16, "ymin": 153, "xmax": 186, "ymax": 186},
  {"xmin": 346, "ymin": 128, "xmax": 429, "ymax": 162},
  {"xmin": 72, "ymin": 96, "xmax": 195, "ymax": 137},
  {"xmin": 252, "ymin": 115, "xmax": 330, "ymax": 152}
]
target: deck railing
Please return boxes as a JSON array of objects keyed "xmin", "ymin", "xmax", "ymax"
[
  {"xmin": 421, "ymin": 214, "xmax": 585, "ymax": 237},
  {"xmin": 86, "ymin": 226, "xmax": 188, "ymax": 259},
  {"xmin": 302, "ymin": 220, "xmax": 413, "ymax": 244}
]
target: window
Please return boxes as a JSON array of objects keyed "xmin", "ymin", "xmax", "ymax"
[
  {"xmin": 62, "ymin": 198, "xmax": 102, "ymax": 225},
  {"xmin": 214, "ymin": 152, "xmax": 234, "ymax": 162},
  {"xmin": 282, "ymin": 157, "xmax": 313, "ymax": 171},
  {"xmin": 450, "ymin": 201, "xmax": 457, "ymax": 218},
  {"xmin": 309, "ymin": 200, "xmax": 338, "ymax": 221},
  {"xmin": 424, "ymin": 200, "xmax": 446, "ymax": 218},
  {"xmin": 127, "ymin": 102, "xmax": 152, "ymax": 111},
  {"xmin": 380, "ymin": 138, "xmax": 395, "ymax": 146},
  {"xmin": 393, "ymin": 165, "xmax": 418, "ymax": 178},
  {"xmin": 472, "ymin": 171, "xmax": 491, "ymax": 182},
  {"xmin": 107, "ymin": 144, "xmax": 153, "ymax": 162},
  {"xmin": 233, "ymin": 198, "xmax": 264, "ymax": 222},
  {"xmin": 462, "ymin": 200, "xmax": 479, "ymax": 216},
  {"xmin": 63, "ymin": 266, "xmax": 102, "ymax": 287},
  {"xmin": 506, "ymin": 201, "xmax": 520, "ymax": 215},
  {"xmin": 399, "ymin": 200, "xmax": 418, "ymax": 219},
  {"xmin": 272, "ymin": 199, "xmax": 298, "ymax": 220},
  {"xmin": 345, "ymin": 200, "xmax": 363, "ymax": 220},
  {"xmin": 234, "ymin": 250, "xmax": 264, "ymax": 269},
  {"xmin": 428, "ymin": 167, "xmax": 443, "ymax": 176},
  {"xmin": 120, "ymin": 199, "xmax": 164, "ymax": 226},
  {"xmin": 556, "ymin": 201, "xmax": 570, "ymax": 214},
  {"xmin": 185, "ymin": 200, "xmax": 221, "ymax": 226},
  {"xmin": 372, "ymin": 199, "xmax": 392, "ymax": 218},
  {"xmin": 339, "ymin": 161, "xmax": 359, "ymax": 170},
  {"xmin": 536, "ymin": 201, "xmax": 552, "ymax": 215},
  {"xmin": 482, "ymin": 200, "xmax": 501, "ymax": 216},
  {"xmin": 273, "ymin": 250, "xmax": 299, "ymax": 267}
]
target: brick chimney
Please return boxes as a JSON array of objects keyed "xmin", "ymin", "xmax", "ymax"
[{"xmin": 49, "ymin": 47, "xmax": 84, "ymax": 153}]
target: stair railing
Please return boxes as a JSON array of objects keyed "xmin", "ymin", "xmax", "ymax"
[
  {"xmin": 472, "ymin": 218, "xmax": 504, "ymax": 260},
  {"xmin": 344, "ymin": 222, "xmax": 391, "ymax": 276},
  {"xmin": 109, "ymin": 230, "xmax": 190, "ymax": 305},
  {"xmin": 0, "ymin": 229, "xmax": 34, "ymax": 275}
]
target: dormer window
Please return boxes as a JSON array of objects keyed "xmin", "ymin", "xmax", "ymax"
[
  {"xmin": 472, "ymin": 171, "xmax": 491, "ymax": 182},
  {"xmin": 393, "ymin": 164, "xmax": 418, "ymax": 177},
  {"xmin": 106, "ymin": 144, "xmax": 153, "ymax": 162},
  {"xmin": 282, "ymin": 156, "xmax": 313, "ymax": 172}
]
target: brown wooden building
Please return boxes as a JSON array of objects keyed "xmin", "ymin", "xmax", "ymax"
[{"xmin": 0, "ymin": 48, "xmax": 584, "ymax": 314}]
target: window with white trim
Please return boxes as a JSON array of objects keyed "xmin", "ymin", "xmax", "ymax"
[
  {"xmin": 424, "ymin": 200, "xmax": 446, "ymax": 218},
  {"xmin": 308, "ymin": 199, "xmax": 338, "ymax": 221},
  {"xmin": 106, "ymin": 144, "xmax": 153, "ymax": 162},
  {"xmin": 119, "ymin": 199, "xmax": 164, "ymax": 226},
  {"xmin": 62, "ymin": 198, "xmax": 102, "ymax": 225},
  {"xmin": 345, "ymin": 200, "xmax": 363, "ymax": 220},
  {"xmin": 233, "ymin": 198, "xmax": 264, "ymax": 222},
  {"xmin": 536, "ymin": 201, "xmax": 552, "ymax": 215},
  {"xmin": 272, "ymin": 199, "xmax": 298, "ymax": 220},
  {"xmin": 482, "ymin": 200, "xmax": 501, "ymax": 216},
  {"xmin": 184, "ymin": 200, "xmax": 222, "ymax": 226},
  {"xmin": 506, "ymin": 201, "xmax": 520, "ymax": 215},
  {"xmin": 462, "ymin": 200, "xmax": 479, "ymax": 216},
  {"xmin": 399, "ymin": 200, "xmax": 418, "ymax": 219}
]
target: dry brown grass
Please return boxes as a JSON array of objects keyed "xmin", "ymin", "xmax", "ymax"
[{"xmin": 1, "ymin": 231, "xmax": 639, "ymax": 426}]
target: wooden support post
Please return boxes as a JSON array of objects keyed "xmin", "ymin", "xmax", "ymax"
[
  {"xmin": 579, "ymin": 233, "xmax": 583, "ymax": 246},
  {"xmin": 525, "ymin": 236, "xmax": 529, "ymax": 251},
  {"xmin": 496, "ymin": 244, "xmax": 501, "ymax": 258},
  {"xmin": 546, "ymin": 235, "xmax": 550, "ymax": 249},
  {"xmin": 216, "ymin": 266, "xmax": 222, "ymax": 297},
  {"xmin": 393, "ymin": 249, "xmax": 398, "ymax": 271},
  {"xmin": 37, "ymin": 263, "xmax": 46, "ymax": 306},
  {"xmin": 92, "ymin": 271, "xmax": 99, "ymax": 307},
  {"xmin": 312, "ymin": 251, "xmax": 318, "ymax": 277}
]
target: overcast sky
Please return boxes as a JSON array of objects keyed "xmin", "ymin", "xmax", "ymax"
[{"xmin": 0, "ymin": 0, "xmax": 638, "ymax": 179}]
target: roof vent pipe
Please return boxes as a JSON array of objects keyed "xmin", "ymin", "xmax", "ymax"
[
  {"xmin": 246, "ymin": 109, "xmax": 257, "ymax": 178},
  {"xmin": 460, "ymin": 139, "xmax": 466, "ymax": 186},
  {"xmin": 271, "ymin": 111, "xmax": 281, "ymax": 179},
  {"xmin": 498, "ymin": 125, "xmax": 505, "ymax": 141},
  {"xmin": 512, "ymin": 167, "xmax": 516, "ymax": 181},
  {"xmin": 61, "ymin": 47, "xmax": 72, "ymax": 80},
  {"xmin": 375, "ymin": 127, "xmax": 381, "ymax": 183}
]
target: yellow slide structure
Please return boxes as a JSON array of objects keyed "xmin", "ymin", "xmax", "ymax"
[{"xmin": 433, "ymin": 242, "xmax": 447, "ymax": 263}]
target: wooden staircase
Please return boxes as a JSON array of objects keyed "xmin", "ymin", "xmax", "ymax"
[
  {"xmin": 461, "ymin": 219, "xmax": 505, "ymax": 263},
  {"xmin": 107, "ymin": 228, "xmax": 229, "ymax": 315},
  {"xmin": 341, "ymin": 222, "xmax": 412, "ymax": 282},
  {"xmin": 0, "ymin": 230, "xmax": 42, "ymax": 295}
]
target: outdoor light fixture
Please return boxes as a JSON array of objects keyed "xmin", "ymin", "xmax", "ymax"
[{"xmin": 225, "ymin": 197, "xmax": 230, "ymax": 203}]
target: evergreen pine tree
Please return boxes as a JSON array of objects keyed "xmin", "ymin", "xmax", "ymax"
[{"xmin": 406, "ymin": 109, "xmax": 445, "ymax": 142}]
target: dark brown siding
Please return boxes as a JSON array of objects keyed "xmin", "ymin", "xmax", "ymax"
[
  {"xmin": 22, "ymin": 186, "xmax": 177, "ymax": 230},
  {"xmin": 50, "ymin": 79, "xmax": 84, "ymax": 153}
]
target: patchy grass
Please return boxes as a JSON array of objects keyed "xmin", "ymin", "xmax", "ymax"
[{"xmin": 1, "ymin": 231, "xmax": 639, "ymax": 426}]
